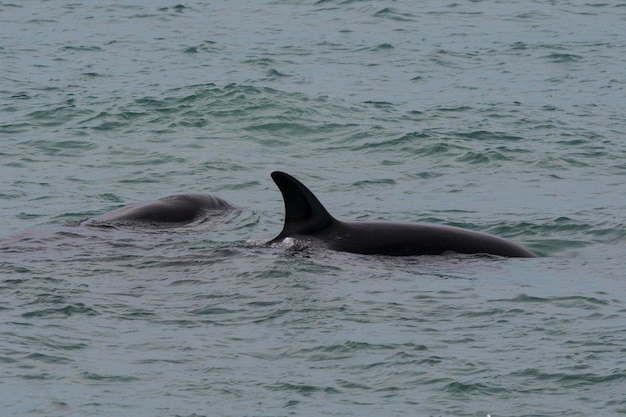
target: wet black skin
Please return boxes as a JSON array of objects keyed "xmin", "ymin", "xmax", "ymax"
[
  {"xmin": 83, "ymin": 194, "xmax": 235, "ymax": 227},
  {"xmin": 269, "ymin": 171, "xmax": 536, "ymax": 258}
]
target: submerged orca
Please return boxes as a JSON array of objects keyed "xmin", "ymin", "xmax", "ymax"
[
  {"xmin": 83, "ymin": 193, "xmax": 236, "ymax": 228},
  {"xmin": 269, "ymin": 171, "xmax": 536, "ymax": 258}
]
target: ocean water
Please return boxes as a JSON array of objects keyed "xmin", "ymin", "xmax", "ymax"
[{"xmin": 1, "ymin": 1, "xmax": 626, "ymax": 416}]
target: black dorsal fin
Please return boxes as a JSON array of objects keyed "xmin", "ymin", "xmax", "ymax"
[{"xmin": 271, "ymin": 171, "xmax": 336, "ymax": 239}]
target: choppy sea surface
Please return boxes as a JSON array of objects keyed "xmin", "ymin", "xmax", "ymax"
[{"xmin": 2, "ymin": 1, "xmax": 626, "ymax": 416}]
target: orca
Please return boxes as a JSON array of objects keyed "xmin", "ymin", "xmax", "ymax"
[
  {"xmin": 83, "ymin": 193, "xmax": 236, "ymax": 228},
  {"xmin": 269, "ymin": 172, "xmax": 536, "ymax": 258}
]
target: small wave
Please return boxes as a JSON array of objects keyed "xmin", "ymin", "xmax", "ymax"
[
  {"xmin": 269, "ymin": 382, "xmax": 341, "ymax": 395},
  {"xmin": 511, "ymin": 368, "xmax": 626, "ymax": 388},
  {"xmin": 62, "ymin": 45, "xmax": 103, "ymax": 52},
  {"xmin": 26, "ymin": 102, "xmax": 93, "ymax": 128},
  {"xmin": 80, "ymin": 372, "xmax": 139, "ymax": 382},
  {"xmin": 456, "ymin": 150, "xmax": 511, "ymax": 164},
  {"xmin": 443, "ymin": 381, "xmax": 508, "ymax": 395},
  {"xmin": 183, "ymin": 40, "xmax": 221, "ymax": 54},
  {"xmin": 300, "ymin": 341, "xmax": 425, "ymax": 360},
  {"xmin": 189, "ymin": 306, "xmax": 239, "ymax": 315},
  {"xmin": 494, "ymin": 294, "xmax": 613, "ymax": 309},
  {"xmin": 22, "ymin": 138, "xmax": 98, "ymax": 157},
  {"xmin": 264, "ymin": 68, "xmax": 291, "ymax": 79},
  {"xmin": 24, "ymin": 352, "xmax": 73, "ymax": 365},
  {"xmin": 373, "ymin": 7, "xmax": 416, "ymax": 22},
  {"xmin": 21, "ymin": 303, "xmax": 100, "ymax": 318},
  {"xmin": 541, "ymin": 53, "xmax": 583, "ymax": 63}
]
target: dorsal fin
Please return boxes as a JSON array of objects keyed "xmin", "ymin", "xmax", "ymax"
[{"xmin": 271, "ymin": 171, "xmax": 336, "ymax": 239}]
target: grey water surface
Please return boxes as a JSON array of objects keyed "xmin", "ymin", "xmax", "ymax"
[{"xmin": 1, "ymin": 1, "xmax": 625, "ymax": 416}]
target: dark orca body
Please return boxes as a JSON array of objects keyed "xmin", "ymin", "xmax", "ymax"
[
  {"xmin": 269, "ymin": 172, "xmax": 536, "ymax": 258},
  {"xmin": 83, "ymin": 193, "xmax": 236, "ymax": 228}
]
